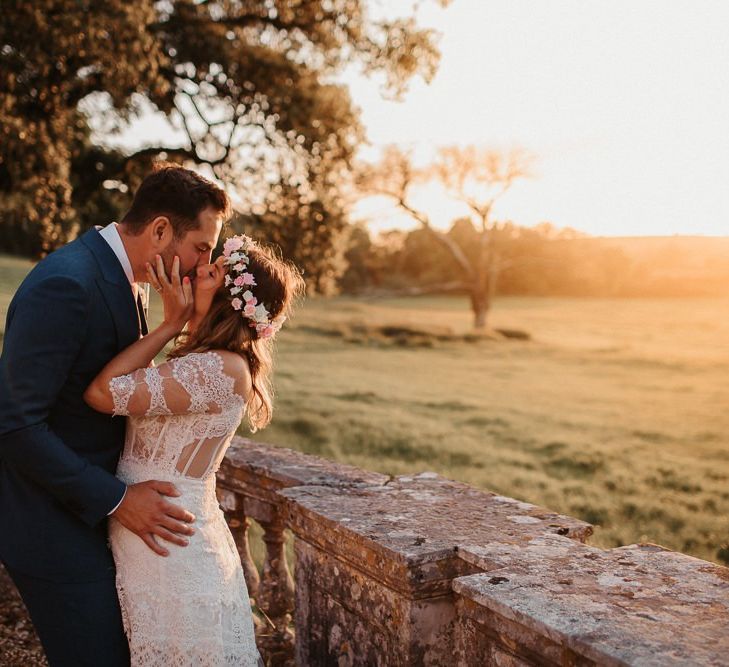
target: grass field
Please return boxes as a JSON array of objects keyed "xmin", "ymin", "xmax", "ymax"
[{"xmin": 2, "ymin": 254, "xmax": 728, "ymax": 566}]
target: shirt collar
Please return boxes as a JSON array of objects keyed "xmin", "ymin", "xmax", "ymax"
[{"xmin": 97, "ymin": 222, "xmax": 135, "ymax": 287}]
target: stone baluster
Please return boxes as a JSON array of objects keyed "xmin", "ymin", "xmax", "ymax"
[
  {"xmin": 227, "ymin": 508, "xmax": 261, "ymax": 599},
  {"xmin": 256, "ymin": 513, "xmax": 295, "ymax": 666},
  {"xmin": 217, "ymin": 488, "xmax": 265, "ymax": 636}
]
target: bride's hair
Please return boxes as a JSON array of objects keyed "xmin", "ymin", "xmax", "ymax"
[{"xmin": 168, "ymin": 241, "xmax": 304, "ymax": 432}]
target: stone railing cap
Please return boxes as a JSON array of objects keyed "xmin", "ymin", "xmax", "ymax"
[
  {"xmin": 220, "ymin": 437, "xmax": 389, "ymax": 491},
  {"xmin": 453, "ymin": 535, "xmax": 729, "ymax": 666},
  {"xmin": 280, "ymin": 473, "xmax": 591, "ymax": 566}
]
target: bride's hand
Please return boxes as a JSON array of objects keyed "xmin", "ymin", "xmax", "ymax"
[{"xmin": 146, "ymin": 255, "xmax": 194, "ymax": 333}]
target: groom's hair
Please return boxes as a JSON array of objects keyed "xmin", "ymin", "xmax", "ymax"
[{"xmin": 121, "ymin": 164, "xmax": 231, "ymax": 238}]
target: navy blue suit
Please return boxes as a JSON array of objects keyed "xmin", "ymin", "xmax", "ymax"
[{"xmin": 0, "ymin": 228, "xmax": 141, "ymax": 665}]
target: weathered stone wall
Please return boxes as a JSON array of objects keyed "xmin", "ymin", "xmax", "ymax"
[
  {"xmin": 279, "ymin": 476, "xmax": 589, "ymax": 666},
  {"xmin": 217, "ymin": 437, "xmax": 729, "ymax": 666}
]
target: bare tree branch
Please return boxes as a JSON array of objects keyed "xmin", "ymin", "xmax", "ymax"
[{"xmin": 356, "ymin": 147, "xmax": 475, "ymax": 281}]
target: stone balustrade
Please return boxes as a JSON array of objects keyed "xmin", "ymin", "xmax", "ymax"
[{"xmin": 216, "ymin": 437, "xmax": 729, "ymax": 666}]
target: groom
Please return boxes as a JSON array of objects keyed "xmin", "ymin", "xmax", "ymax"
[{"xmin": 0, "ymin": 165, "xmax": 230, "ymax": 665}]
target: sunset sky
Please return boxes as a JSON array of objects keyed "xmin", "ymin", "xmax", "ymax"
[
  {"xmin": 110, "ymin": 1, "xmax": 729, "ymax": 237},
  {"xmin": 350, "ymin": 0, "xmax": 729, "ymax": 236}
]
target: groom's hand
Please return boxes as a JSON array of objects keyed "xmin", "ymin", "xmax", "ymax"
[{"xmin": 111, "ymin": 481, "xmax": 196, "ymax": 556}]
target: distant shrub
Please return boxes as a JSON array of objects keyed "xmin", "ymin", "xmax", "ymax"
[
  {"xmin": 292, "ymin": 320, "xmax": 529, "ymax": 347},
  {"xmin": 646, "ymin": 468, "xmax": 702, "ymax": 494},
  {"xmin": 717, "ymin": 543, "xmax": 729, "ymax": 566},
  {"xmin": 546, "ymin": 453, "xmax": 605, "ymax": 478},
  {"xmin": 570, "ymin": 503, "xmax": 609, "ymax": 526}
]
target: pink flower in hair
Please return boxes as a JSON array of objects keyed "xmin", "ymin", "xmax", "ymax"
[
  {"xmin": 244, "ymin": 304, "xmax": 256, "ymax": 317},
  {"xmin": 259, "ymin": 325, "xmax": 275, "ymax": 339},
  {"xmin": 223, "ymin": 237, "xmax": 244, "ymax": 257},
  {"xmin": 231, "ymin": 298, "xmax": 243, "ymax": 311},
  {"xmin": 234, "ymin": 276, "xmax": 245, "ymax": 287},
  {"xmin": 241, "ymin": 272, "xmax": 256, "ymax": 286},
  {"xmin": 233, "ymin": 263, "xmax": 244, "ymax": 272}
]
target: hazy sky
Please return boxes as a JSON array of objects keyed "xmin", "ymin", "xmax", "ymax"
[
  {"xmin": 350, "ymin": 0, "xmax": 729, "ymax": 236},
  {"xmin": 108, "ymin": 1, "xmax": 729, "ymax": 237}
]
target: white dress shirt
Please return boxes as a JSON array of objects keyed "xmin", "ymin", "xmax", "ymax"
[
  {"xmin": 97, "ymin": 222, "xmax": 136, "ymax": 515},
  {"xmin": 99, "ymin": 222, "xmax": 135, "ymax": 286}
]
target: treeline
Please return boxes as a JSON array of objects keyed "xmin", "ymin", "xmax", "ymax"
[{"xmin": 338, "ymin": 219, "xmax": 729, "ymax": 298}]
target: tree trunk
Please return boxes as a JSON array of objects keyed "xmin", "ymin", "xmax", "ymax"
[
  {"xmin": 473, "ymin": 251, "xmax": 503, "ymax": 329},
  {"xmin": 471, "ymin": 222, "xmax": 493, "ymax": 330},
  {"xmin": 487, "ymin": 251, "xmax": 500, "ymax": 306},
  {"xmin": 470, "ymin": 287, "xmax": 490, "ymax": 329}
]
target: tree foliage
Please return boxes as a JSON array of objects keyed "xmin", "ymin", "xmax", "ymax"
[
  {"xmin": 230, "ymin": 181, "xmax": 348, "ymax": 295},
  {"xmin": 0, "ymin": 0, "xmax": 449, "ymax": 262}
]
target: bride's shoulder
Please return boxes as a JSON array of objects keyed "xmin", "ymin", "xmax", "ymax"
[
  {"xmin": 172, "ymin": 350, "xmax": 251, "ymax": 398},
  {"xmin": 208, "ymin": 349, "xmax": 249, "ymax": 372},
  {"xmin": 175, "ymin": 349, "xmax": 243, "ymax": 367},
  {"xmin": 203, "ymin": 349, "xmax": 252, "ymax": 394}
]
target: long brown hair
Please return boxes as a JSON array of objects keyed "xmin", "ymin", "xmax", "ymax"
[{"xmin": 168, "ymin": 241, "xmax": 304, "ymax": 431}]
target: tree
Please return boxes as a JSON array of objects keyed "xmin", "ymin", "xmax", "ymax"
[
  {"xmin": 337, "ymin": 223, "xmax": 381, "ymax": 295},
  {"xmin": 0, "ymin": 0, "xmax": 450, "ymax": 261},
  {"xmin": 357, "ymin": 145, "xmax": 532, "ymax": 329},
  {"xmin": 434, "ymin": 146, "xmax": 532, "ymax": 327}
]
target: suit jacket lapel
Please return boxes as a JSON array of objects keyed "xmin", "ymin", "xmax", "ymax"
[{"xmin": 80, "ymin": 228, "xmax": 139, "ymax": 350}]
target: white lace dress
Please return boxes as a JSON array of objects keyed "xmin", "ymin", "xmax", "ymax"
[{"xmin": 107, "ymin": 351, "xmax": 262, "ymax": 666}]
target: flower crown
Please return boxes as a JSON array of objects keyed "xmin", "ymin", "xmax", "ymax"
[{"xmin": 222, "ymin": 234, "xmax": 286, "ymax": 339}]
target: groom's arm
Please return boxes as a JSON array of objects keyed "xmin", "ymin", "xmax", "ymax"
[{"xmin": 0, "ymin": 275, "xmax": 126, "ymax": 527}]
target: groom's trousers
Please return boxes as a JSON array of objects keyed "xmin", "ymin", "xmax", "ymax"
[{"xmin": 4, "ymin": 564, "xmax": 130, "ymax": 667}]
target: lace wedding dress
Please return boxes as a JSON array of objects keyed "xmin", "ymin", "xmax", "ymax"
[{"xmin": 107, "ymin": 351, "xmax": 263, "ymax": 666}]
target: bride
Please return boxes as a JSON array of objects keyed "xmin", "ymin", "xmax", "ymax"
[{"xmin": 84, "ymin": 234, "xmax": 303, "ymax": 665}]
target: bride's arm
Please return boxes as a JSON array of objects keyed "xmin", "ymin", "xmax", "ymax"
[{"xmin": 84, "ymin": 255, "xmax": 193, "ymax": 413}]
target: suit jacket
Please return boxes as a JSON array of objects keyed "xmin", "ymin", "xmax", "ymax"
[{"xmin": 0, "ymin": 228, "xmax": 140, "ymax": 582}]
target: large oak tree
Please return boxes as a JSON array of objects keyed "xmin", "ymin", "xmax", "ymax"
[{"xmin": 0, "ymin": 0, "xmax": 449, "ymax": 279}]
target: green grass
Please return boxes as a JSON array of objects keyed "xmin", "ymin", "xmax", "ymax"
[{"xmin": 2, "ymin": 255, "xmax": 728, "ymax": 566}]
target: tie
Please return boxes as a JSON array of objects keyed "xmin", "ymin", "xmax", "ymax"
[
  {"xmin": 133, "ymin": 285, "xmax": 149, "ymax": 337},
  {"xmin": 137, "ymin": 292, "xmax": 149, "ymax": 336}
]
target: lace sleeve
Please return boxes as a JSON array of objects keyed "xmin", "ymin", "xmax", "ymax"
[
  {"xmin": 108, "ymin": 351, "xmax": 244, "ymax": 417},
  {"xmin": 109, "ymin": 374, "xmax": 137, "ymax": 416},
  {"xmin": 109, "ymin": 366, "xmax": 172, "ymax": 417}
]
